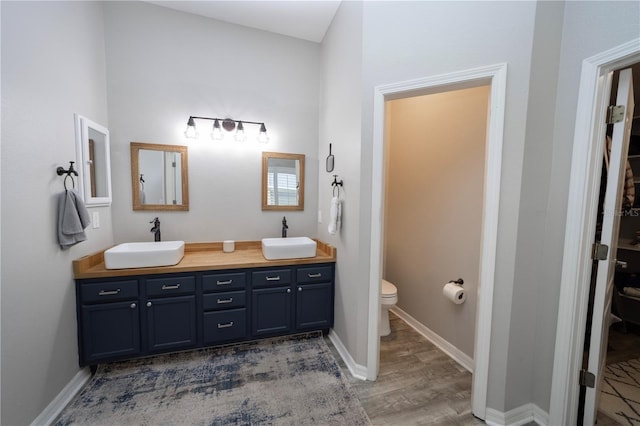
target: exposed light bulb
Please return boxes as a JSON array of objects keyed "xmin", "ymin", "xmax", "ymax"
[
  {"xmin": 235, "ymin": 121, "xmax": 245, "ymax": 142},
  {"xmin": 211, "ymin": 119, "xmax": 223, "ymax": 140},
  {"xmin": 258, "ymin": 123, "xmax": 269, "ymax": 143},
  {"xmin": 184, "ymin": 117, "xmax": 198, "ymax": 139}
]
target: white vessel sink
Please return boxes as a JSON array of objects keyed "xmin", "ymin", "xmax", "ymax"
[
  {"xmin": 261, "ymin": 237, "xmax": 317, "ymax": 260},
  {"xmin": 104, "ymin": 241, "xmax": 185, "ymax": 269}
]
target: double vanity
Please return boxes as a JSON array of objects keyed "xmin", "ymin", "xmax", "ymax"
[{"xmin": 73, "ymin": 239, "xmax": 335, "ymax": 367}]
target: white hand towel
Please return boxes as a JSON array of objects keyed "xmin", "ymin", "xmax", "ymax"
[
  {"xmin": 58, "ymin": 189, "xmax": 91, "ymax": 249},
  {"xmin": 328, "ymin": 196, "xmax": 342, "ymax": 235}
]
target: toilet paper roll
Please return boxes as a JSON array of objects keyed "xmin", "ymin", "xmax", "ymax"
[
  {"xmin": 443, "ymin": 282, "xmax": 466, "ymax": 304},
  {"xmin": 223, "ymin": 240, "xmax": 235, "ymax": 253}
]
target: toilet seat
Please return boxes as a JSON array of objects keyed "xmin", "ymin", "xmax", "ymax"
[{"xmin": 381, "ymin": 279, "xmax": 397, "ymax": 297}]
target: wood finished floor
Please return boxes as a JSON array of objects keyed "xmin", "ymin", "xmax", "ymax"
[
  {"xmin": 327, "ymin": 312, "xmax": 485, "ymax": 425},
  {"xmin": 325, "ymin": 313, "xmax": 640, "ymax": 425}
]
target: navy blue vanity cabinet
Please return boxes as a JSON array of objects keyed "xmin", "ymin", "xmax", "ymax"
[
  {"xmin": 76, "ymin": 260, "xmax": 334, "ymax": 366},
  {"xmin": 144, "ymin": 274, "xmax": 197, "ymax": 353},
  {"xmin": 251, "ymin": 264, "xmax": 335, "ymax": 337},
  {"xmin": 202, "ymin": 271, "xmax": 248, "ymax": 344},
  {"xmin": 78, "ymin": 279, "xmax": 140, "ymax": 366},
  {"xmin": 295, "ymin": 265, "xmax": 334, "ymax": 331},
  {"xmin": 251, "ymin": 268, "xmax": 293, "ymax": 336}
]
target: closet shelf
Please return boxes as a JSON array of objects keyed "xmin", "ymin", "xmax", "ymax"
[{"xmin": 618, "ymin": 237, "xmax": 640, "ymax": 252}]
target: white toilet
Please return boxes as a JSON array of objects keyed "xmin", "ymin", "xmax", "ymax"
[{"xmin": 380, "ymin": 279, "xmax": 398, "ymax": 336}]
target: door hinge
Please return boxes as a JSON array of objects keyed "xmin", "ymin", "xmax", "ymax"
[
  {"xmin": 592, "ymin": 242, "xmax": 609, "ymax": 261},
  {"xmin": 607, "ymin": 105, "xmax": 625, "ymax": 124},
  {"xmin": 172, "ymin": 161, "xmax": 176, "ymax": 168},
  {"xmin": 580, "ymin": 369, "xmax": 596, "ymax": 388}
]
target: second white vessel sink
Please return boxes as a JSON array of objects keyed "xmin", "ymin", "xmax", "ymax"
[
  {"xmin": 104, "ymin": 241, "xmax": 185, "ymax": 269},
  {"xmin": 262, "ymin": 237, "xmax": 317, "ymax": 260}
]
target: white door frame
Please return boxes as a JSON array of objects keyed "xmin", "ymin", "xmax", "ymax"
[
  {"xmin": 368, "ymin": 63, "xmax": 507, "ymax": 419},
  {"xmin": 549, "ymin": 38, "xmax": 640, "ymax": 426}
]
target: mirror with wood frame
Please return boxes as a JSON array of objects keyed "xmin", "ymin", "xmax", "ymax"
[
  {"xmin": 131, "ymin": 142, "xmax": 189, "ymax": 211},
  {"xmin": 262, "ymin": 152, "xmax": 305, "ymax": 211}
]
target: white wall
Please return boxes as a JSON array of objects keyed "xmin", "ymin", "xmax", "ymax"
[
  {"xmin": 0, "ymin": 2, "xmax": 113, "ymax": 424},
  {"xmin": 317, "ymin": 0, "xmax": 365, "ymax": 364},
  {"xmin": 103, "ymin": 2, "xmax": 321, "ymax": 244},
  {"xmin": 384, "ymin": 86, "xmax": 489, "ymax": 359},
  {"xmin": 360, "ymin": 1, "xmax": 537, "ymax": 412},
  {"xmin": 542, "ymin": 0, "xmax": 640, "ymax": 410}
]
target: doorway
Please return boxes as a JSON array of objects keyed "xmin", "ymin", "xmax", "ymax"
[
  {"xmin": 382, "ymin": 85, "xmax": 489, "ymax": 370},
  {"xmin": 368, "ymin": 63, "xmax": 507, "ymax": 420}
]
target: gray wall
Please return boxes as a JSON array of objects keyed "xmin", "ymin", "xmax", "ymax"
[
  {"xmin": 1, "ymin": 2, "xmax": 113, "ymax": 424},
  {"xmin": 317, "ymin": 0, "xmax": 365, "ymax": 364},
  {"xmin": 384, "ymin": 86, "xmax": 490, "ymax": 359},
  {"xmin": 360, "ymin": 1, "xmax": 537, "ymax": 412},
  {"xmin": 103, "ymin": 2, "xmax": 321, "ymax": 244}
]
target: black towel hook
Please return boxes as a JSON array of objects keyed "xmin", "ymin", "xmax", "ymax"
[
  {"xmin": 57, "ymin": 161, "xmax": 78, "ymax": 190},
  {"xmin": 331, "ymin": 175, "xmax": 343, "ymax": 197}
]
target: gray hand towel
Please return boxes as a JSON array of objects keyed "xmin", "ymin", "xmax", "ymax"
[{"xmin": 58, "ymin": 189, "xmax": 91, "ymax": 249}]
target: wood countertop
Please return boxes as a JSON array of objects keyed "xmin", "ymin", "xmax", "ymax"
[{"xmin": 73, "ymin": 240, "xmax": 336, "ymax": 280}]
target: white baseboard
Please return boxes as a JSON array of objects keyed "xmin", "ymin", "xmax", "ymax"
[
  {"xmin": 31, "ymin": 368, "xmax": 91, "ymax": 426},
  {"xmin": 485, "ymin": 403, "xmax": 548, "ymax": 426},
  {"xmin": 328, "ymin": 330, "xmax": 368, "ymax": 380},
  {"xmin": 390, "ymin": 307, "xmax": 474, "ymax": 372}
]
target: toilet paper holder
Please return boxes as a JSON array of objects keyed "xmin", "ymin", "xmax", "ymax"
[{"xmin": 449, "ymin": 278, "xmax": 464, "ymax": 286}]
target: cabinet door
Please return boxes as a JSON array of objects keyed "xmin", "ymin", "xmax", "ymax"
[
  {"xmin": 252, "ymin": 287, "xmax": 292, "ymax": 336},
  {"xmin": 296, "ymin": 283, "xmax": 333, "ymax": 331},
  {"xmin": 81, "ymin": 300, "xmax": 140, "ymax": 365},
  {"xmin": 146, "ymin": 295, "xmax": 196, "ymax": 352}
]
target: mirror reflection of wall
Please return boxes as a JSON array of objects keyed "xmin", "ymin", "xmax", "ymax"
[
  {"xmin": 262, "ymin": 152, "xmax": 305, "ymax": 211},
  {"xmin": 131, "ymin": 142, "xmax": 189, "ymax": 211},
  {"xmin": 75, "ymin": 114, "xmax": 112, "ymax": 206},
  {"xmin": 138, "ymin": 150, "xmax": 183, "ymax": 205},
  {"xmin": 88, "ymin": 127, "xmax": 109, "ymax": 198}
]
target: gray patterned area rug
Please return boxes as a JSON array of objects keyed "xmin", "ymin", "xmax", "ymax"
[
  {"xmin": 599, "ymin": 357, "xmax": 640, "ymax": 425},
  {"xmin": 55, "ymin": 335, "xmax": 370, "ymax": 425}
]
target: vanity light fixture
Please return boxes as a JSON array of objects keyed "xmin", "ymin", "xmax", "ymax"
[{"xmin": 184, "ymin": 116, "xmax": 268, "ymax": 143}]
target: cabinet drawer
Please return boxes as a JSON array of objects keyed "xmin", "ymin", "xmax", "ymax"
[
  {"xmin": 202, "ymin": 272, "xmax": 246, "ymax": 292},
  {"xmin": 203, "ymin": 291, "xmax": 246, "ymax": 311},
  {"xmin": 146, "ymin": 276, "xmax": 195, "ymax": 297},
  {"xmin": 297, "ymin": 266, "xmax": 333, "ymax": 284},
  {"xmin": 81, "ymin": 280, "xmax": 138, "ymax": 303},
  {"xmin": 203, "ymin": 309, "xmax": 247, "ymax": 344},
  {"xmin": 252, "ymin": 269, "xmax": 292, "ymax": 287}
]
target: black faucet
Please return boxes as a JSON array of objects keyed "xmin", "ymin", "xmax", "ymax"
[
  {"xmin": 282, "ymin": 216, "xmax": 288, "ymax": 238},
  {"xmin": 150, "ymin": 217, "xmax": 161, "ymax": 242}
]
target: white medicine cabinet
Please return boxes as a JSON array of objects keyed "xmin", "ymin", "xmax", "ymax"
[{"xmin": 74, "ymin": 113, "xmax": 112, "ymax": 207}]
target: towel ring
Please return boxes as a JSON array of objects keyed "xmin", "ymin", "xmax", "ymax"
[
  {"xmin": 63, "ymin": 174, "xmax": 75, "ymax": 190},
  {"xmin": 331, "ymin": 174, "xmax": 343, "ymax": 197}
]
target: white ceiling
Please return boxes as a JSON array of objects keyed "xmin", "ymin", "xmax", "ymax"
[{"xmin": 144, "ymin": 1, "xmax": 341, "ymax": 43}]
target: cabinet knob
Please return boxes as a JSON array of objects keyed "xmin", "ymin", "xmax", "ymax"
[
  {"xmin": 298, "ymin": 287, "xmax": 302, "ymax": 292},
  {"xmin": 130, "ymin": 303, "xmax": 136, "ymax": 309},
  {"xmin": 146, "ymin": 302, "xmax": 152, "ymax": 307},
  {"xmin": 286, "ymin": 288, "xmax": 291, "ymax": 293}
]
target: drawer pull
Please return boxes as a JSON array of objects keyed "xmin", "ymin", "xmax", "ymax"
[
  {"xmin": 308, "ymin": 273, "xmax": 322, "ymax": 278},
  {"xmin": 217, "ymin": 298, "xmax": 233, "ymax": 304},
  {"xmin": 161, "ymin": 284, "xmax": 181, "ymax": 290},
  {"xmin": 98, "ymin": 289, "xmax": 121, "ymax": 296},
  {"xmin": 216, "ymin": 280, "xmax": 233, "ymax": 286},
  {"xmin": 266, "ymin": 276, "xmax": 281, "ymax": 281},
  {"xmin": 130, "ymin": 303, "xmax": 137, "ymax": 309},
  {"xmin": 218, "ymin": 321, "xmax": 234, "ymax": 329}
]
